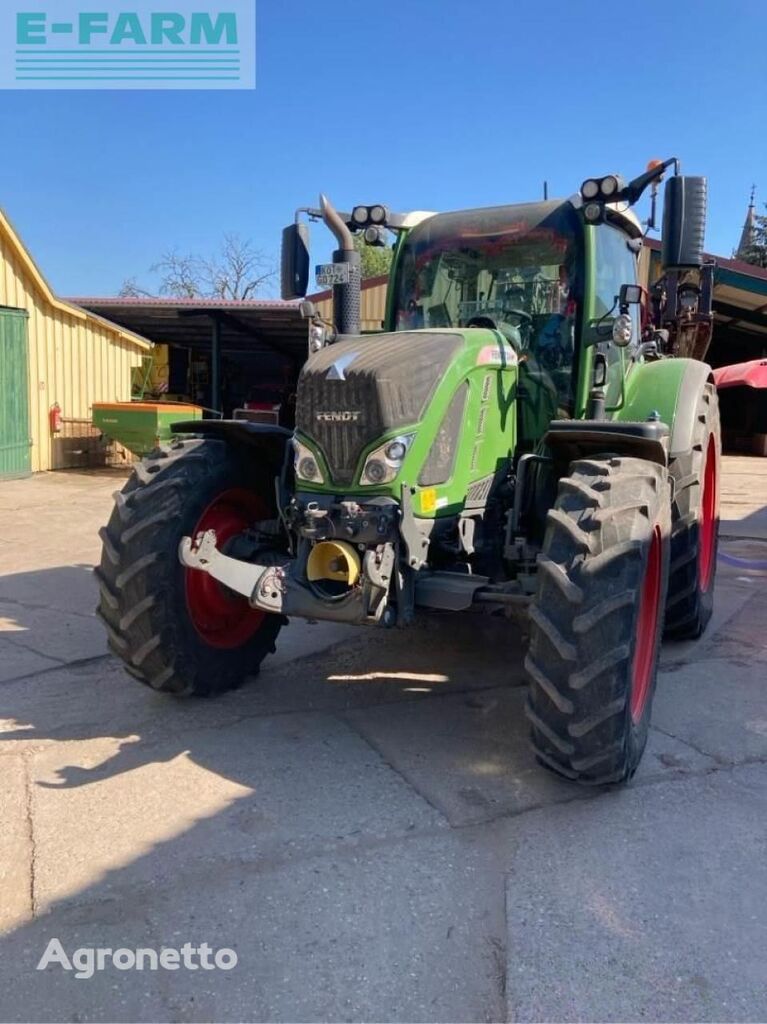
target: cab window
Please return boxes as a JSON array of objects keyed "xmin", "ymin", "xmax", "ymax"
[{"xmin": 593, "ymin": 224, "xmax": 639, "ymax": 406}]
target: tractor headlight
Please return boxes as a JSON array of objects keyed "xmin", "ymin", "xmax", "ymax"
[
  {"xmin": 612, "ymin": 313, "xmax": 634, "ymax": 348},
  {"xmin": 584, "ymin": 202, "xmax": 603, "ymax": 223},
  {"xmin": 308, "ymin": 321, "xmax": 327, "ymax": 353},
  {"xmin": 363, "ymin": 458, "xmax": 388, "ymax": 484},
  {"xmin": 363, "ymin": 224, "xmax": 388, "ymax": 246},
  {"xmin": 600, "ymin": 174, "xmax": 619, "ymax": 197},
  {"xmin": 360, "ymin": 434, "xmax": 415, "ymax": 486},
  {"xmin": 385, "ymin": 439, "xmax": 408, "ymax": 461},
  {"xmin": 294, "ymin": 439, "xmax": 324, "ymax": 483},
  {"xmin": 581, "ymin": 179, "xmax": 600, "ymax": 199}
]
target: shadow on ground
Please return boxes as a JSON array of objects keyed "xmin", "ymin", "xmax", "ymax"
[
  {"xmin": 0, "ymin": 564, "xmax": 541, "ymax": 1022},
  {"xmin": 1, "ymin": 549, "xmax": 765, "ymax": 1023}
]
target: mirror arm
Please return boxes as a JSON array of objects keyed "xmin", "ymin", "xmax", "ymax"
[{"xmin": 624, "ymin": 157, "xmax": 679, "ymax": 206}]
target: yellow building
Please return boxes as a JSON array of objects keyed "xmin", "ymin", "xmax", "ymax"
[{"xmin": 0, "ymin": 209, "xmax": 151, "ymax": 475}]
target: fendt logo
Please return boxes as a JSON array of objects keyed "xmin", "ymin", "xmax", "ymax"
[
  {"xmin": 316, "ymin": 411, "xmax": 362, "ymax": 423},
  {"xmin": 1, "ymin": 2, "xmax": 255, "ymax": 90}
]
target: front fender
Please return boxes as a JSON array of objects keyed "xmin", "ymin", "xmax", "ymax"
[
  {"xmin": 171, "ymin": 419, "xmax": 293, "ymax": 474},
  {"xmin": 616, "ymin": 359, "xmax": 714, "ymax": 456}
]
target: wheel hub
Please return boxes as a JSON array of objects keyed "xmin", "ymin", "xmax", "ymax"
[{"xmin": 185, "ymin": 488, "xmax": 266, "ymax": 649}]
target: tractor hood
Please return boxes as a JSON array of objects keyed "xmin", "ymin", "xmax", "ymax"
[{"xmin": 296, "ymin": 330, "xmax": 464, "ymax": 486}]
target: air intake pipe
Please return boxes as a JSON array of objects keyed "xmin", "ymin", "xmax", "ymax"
[{"xmin": 320, "ymin": 193, "xmax": 361, "ymax": 336}]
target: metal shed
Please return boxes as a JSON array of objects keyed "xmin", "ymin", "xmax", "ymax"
[
  {"xmin": 644, "ymin": 240, "xmax": 767, "ymax": 366},
  {"xmin": 69, "ymin": 296, "xmax": 308, "ymax": 421},
  {"xmin": 0, "ymin": 208, "xmax": 152, "ymax": 475}
]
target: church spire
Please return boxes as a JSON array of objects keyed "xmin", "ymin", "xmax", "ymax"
[{"xmin": 736, "ymin": 185, "xmax": 757, "ymax": 259}]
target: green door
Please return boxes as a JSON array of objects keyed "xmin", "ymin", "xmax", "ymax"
[{"xmin": 0, "ymin": 308, "xmax": 31, "ymax": 478}]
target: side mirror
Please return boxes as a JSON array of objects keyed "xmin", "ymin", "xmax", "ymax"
[
  {"xmin": 281, "ymin": 223, "xmax": 310, "ymax": 300},
  {"xmin": 619, "ymin": 283, "xmax": 643, "ymax": 307},
  {"xmin": 661, "ymin": 176, "xmax": 707, "ymax": 270}
]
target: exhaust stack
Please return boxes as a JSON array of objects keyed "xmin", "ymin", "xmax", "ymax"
[{"xmin": 320, "ymin": 193, "xmax": 361, "ymax": 336}]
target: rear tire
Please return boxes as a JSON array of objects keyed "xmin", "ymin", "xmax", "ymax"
[
  {"xmin": 664, "ymin": 382, "xmax": 721, "ymax": 639},
  {"xmin": 525, "ymin": 455, "xmax": 671, "ymax": 785},
  {"xmin": 96, "ymin": 438, "xmax": 283, "ymax": 696}
]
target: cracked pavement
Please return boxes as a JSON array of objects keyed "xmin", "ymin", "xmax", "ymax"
[{"xmin": 0, "ymin": 460, "xmax": 766, "ymax": 1022}]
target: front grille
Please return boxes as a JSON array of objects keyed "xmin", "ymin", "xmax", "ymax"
[
  {"xmin": 466, "ymin": 474, "xmax": 493, "ymax": 506},
  {"xmin": 296, "ymin": 331, "xmax": 463, "ymax": 485}
]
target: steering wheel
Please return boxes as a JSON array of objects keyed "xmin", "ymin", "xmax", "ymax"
[
  {"xmin": 466, "ymin": 310, "xmax": 532, "ymax": 329},
  {"xmin": 465, "ymin": 315, "xmax": 526, "ymax": 353},
  {"xmin": 466, "ymin": 316, "xmax": 499, "ymax": 330}
]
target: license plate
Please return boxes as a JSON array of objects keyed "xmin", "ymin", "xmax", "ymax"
[{"xmin": 315, "ymin": 263, "xmax": 350, "ymax": 286}]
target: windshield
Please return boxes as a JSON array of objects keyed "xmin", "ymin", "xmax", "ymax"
[{"xmin": 393, "ymin": 201, "xmax": 583, "ymax": 410}]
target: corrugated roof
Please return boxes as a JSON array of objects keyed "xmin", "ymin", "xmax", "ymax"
[
  {"xmin": 69, "ymin": 295, "xmax": 309, "ymax": 358},
  {"xmin": 68, "ymin": 296, "xmax": 301, "ymax": 310}
]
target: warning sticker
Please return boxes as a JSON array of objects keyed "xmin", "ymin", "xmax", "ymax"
[{"xmin": 419, "ymin": 488, "xmax": 437, "ymax": 514}]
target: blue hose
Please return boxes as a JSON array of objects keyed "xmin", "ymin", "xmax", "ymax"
[{"xmin": 718, "ymin": 551, "xmax": 767, "ymax": 572}]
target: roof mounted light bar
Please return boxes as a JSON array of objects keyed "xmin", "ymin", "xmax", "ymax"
[
  {"xmin": 580, "ymin": 157, "xmax": 680, "ymax": 211},
  {"xmin": 299, "ymin": 203, "xmax": 410, "ymax": 234}
]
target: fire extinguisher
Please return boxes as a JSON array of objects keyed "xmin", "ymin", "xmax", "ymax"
[{"xmin": 49, "ymin": 402, "xmax": 62, "ymax": 434}]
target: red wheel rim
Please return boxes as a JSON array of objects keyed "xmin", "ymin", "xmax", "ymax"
[
  {"xmin": 185, "ymin": 488, "xmax": 266, "ymax": 649},
  {"xmin": 699, "ymin": 435, "xmax": 718, "ymax": 593},
  {"xmin": 630, "ymin": 526, "xmax": 663, "ymax": 723}
]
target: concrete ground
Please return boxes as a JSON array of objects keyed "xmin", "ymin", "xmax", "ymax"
[{"xmin": 0, "ymin": 457, "xmax": 765, "ymax": 1023}]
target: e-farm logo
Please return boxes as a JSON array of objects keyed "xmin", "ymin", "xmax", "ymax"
[{"xmin": 1, "ymin": 1, "xmax": 255, "ymax": 89}]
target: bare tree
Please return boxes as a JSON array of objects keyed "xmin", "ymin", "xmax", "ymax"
[
  {"xmin": 202, "ymin": 233, "xmax": 274, "ymax": 300},
  {"xmin": 119, "ymin": 236, "xmax": 275, "ymax": 301},
  {"xmin": 118, "ymin": 276, "xmax": 153, "ymax": 298},
  {"xmin": 152, "ymin": 249, "xmax": 206, "ymax": 299}
]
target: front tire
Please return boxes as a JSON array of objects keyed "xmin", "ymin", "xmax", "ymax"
[
  {"xmin": 525, "ymin": 456, "xmax": 671, "ymax": 785},
  {"xmin": 96, "ymin": 438, "xmax": 283, "ymax": 696}
]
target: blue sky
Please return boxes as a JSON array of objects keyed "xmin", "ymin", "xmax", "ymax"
[{"xmin": 0, "ymin": 0, "xmax": 764, "ymax": 297}]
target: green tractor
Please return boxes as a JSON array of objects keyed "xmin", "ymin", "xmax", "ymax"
[{"xmin": 97, "ymin": 158, "xmax": 720, "ymax": 784}]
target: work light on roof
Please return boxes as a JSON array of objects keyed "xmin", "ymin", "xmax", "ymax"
[
  {"xmin": 350, "ymin": 204, "xmax": 389, "ymax": 230},
  {"xmin": 583, "ymin": 202, "xmax": 603, "ymax": 223},
  {"xmin": 580, "ymin": 174, "xmax": 627, "ymax": 203},
  {"xmin": 363, "ymin": 224, "xmax": 388, "ymax": 246},
  {"xmin": 581, "ymin": 179, "xmax": 600, "ymax": 200}
]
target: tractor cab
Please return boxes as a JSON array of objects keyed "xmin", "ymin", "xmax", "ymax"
[{"xmin": 388, "ymin": 199, "xmax": 584, "ymax": 444}]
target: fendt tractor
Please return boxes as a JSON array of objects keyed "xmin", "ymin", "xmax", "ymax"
[{"xmin": 98, "ymin": 158, "xmax": 721, "ymax": 785}]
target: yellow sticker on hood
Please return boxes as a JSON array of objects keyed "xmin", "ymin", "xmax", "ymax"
[{"xmin": 419, "ymin": 488, "xmax": 437, "ymax": 514}]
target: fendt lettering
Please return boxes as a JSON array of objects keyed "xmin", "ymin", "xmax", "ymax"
[
  {"xmin": 98, "ymin": 159, "xmax": 721, "ymax": 787},
  {"xmin": 316, "ymin": 411, "xmax": 361, "ymax": 422}
]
